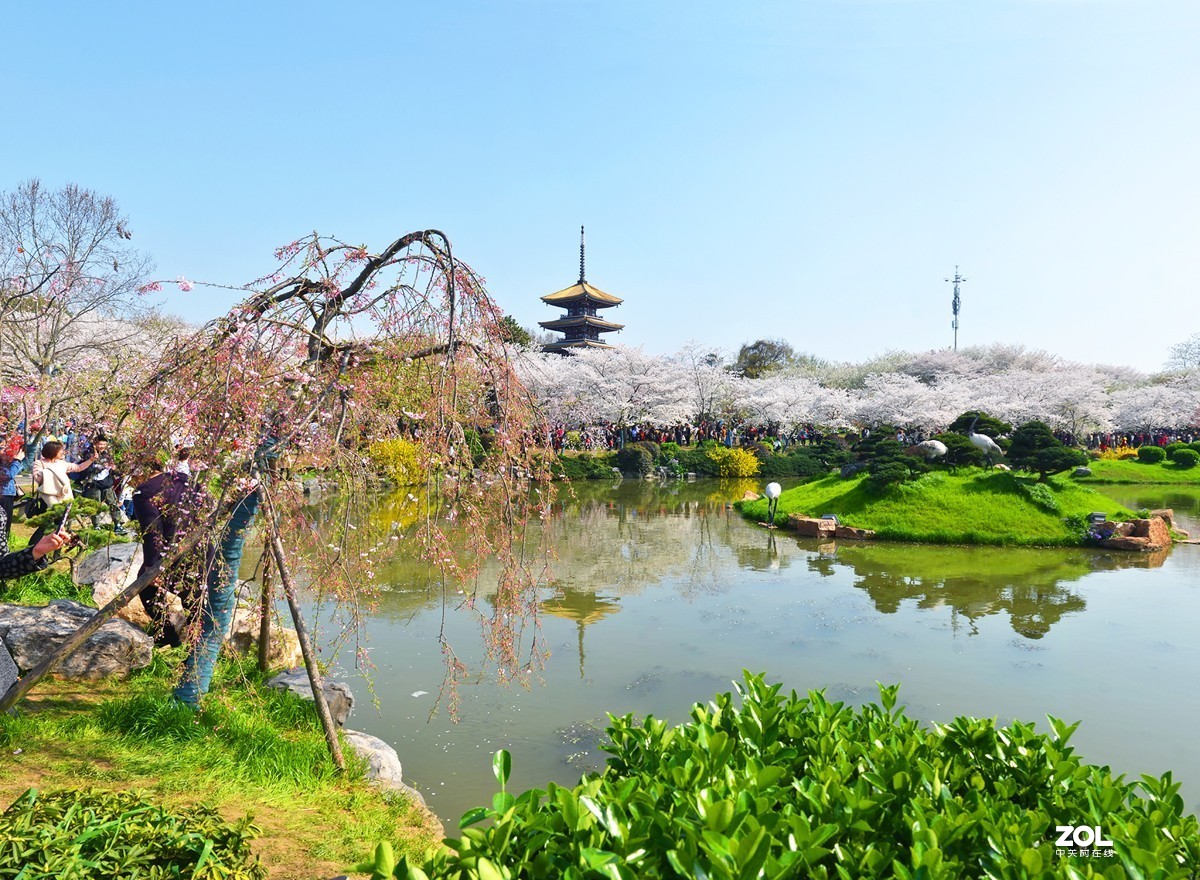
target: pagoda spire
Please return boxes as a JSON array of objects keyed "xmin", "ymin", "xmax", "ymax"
[{"xmin": 578, "ymin": 225, "xmax": 586, "ymax": 284}]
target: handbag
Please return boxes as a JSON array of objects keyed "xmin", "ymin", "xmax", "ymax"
[{"xmin": 22, "ymin": 494, "xmax": 47, "ymax": 517}]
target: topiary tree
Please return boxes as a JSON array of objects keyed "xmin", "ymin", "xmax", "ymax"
[
  {"xmin": 948, "ymin": 411, "xmax": 1012, "ymax": 439},
  {"xmin": 1007, "ymin": 421, "xmax": 1087, "ymax": 482},
  {"xmin": 1137, "ymin": 446, "xmax": 1167, "ymax": 463},
  {"xmin": 1172, "ymin": 448, "xmax": 1199, "ymax": 469},
  {"xmin": 933, "ymin": 432, "xmax": 988, "ymax": 469}
]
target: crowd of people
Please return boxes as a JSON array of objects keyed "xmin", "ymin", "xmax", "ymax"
[{"xmin": 0, "ymin": 417, "xmax": 241, "ymax": 707}]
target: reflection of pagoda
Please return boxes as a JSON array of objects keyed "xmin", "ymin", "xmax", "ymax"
[
  {"xmin": 540, "ymin": 587, "xmax": 621, "ymax": 678},
  {"xmin": 539, "ymin": 226, "xmax": 624, "ymax": 353}
]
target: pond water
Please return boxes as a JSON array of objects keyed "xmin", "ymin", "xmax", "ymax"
[{"xmin": 307, "ymin": 479, "xmax": 1200, "ymax": 827}]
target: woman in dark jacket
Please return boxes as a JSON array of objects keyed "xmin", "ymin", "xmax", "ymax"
[{"xmin": 0, "ymin": 531, "xmax": 70, "ymax": 580}]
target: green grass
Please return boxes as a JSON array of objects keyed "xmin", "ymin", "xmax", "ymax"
[
  {"xmin": 0, "ymin": 568, "xmax": 94, "ymax": 606},
  {"xmin": 739, "ymin": 469, "xmax": 1136, "ymax": 546},
  {"xmin": 1075, "ymin": 458, "xmax": 1200, "ymax": 484},
  {"xmin": 0, "ymin": 654, "xmax": 439, "ymax": 876}
]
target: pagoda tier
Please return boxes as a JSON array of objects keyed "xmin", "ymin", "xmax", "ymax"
[{"xmin": 540, "ymin": 227, "xmax": 625, "ymax": 353}]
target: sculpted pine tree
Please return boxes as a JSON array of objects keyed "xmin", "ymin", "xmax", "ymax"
[{"xmin": 1007, "ymin": 421, "xmax": 1087, "ymax": 482}]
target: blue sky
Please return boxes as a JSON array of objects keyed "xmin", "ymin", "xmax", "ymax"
[{"xmin": 5, "ymin": 0, "xmax": 1197, "ymax": 371}]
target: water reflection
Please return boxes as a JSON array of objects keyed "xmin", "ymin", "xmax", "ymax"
[{"xmin": 332, "ymin": 478, "xmax": 1200, "ymax": 825}]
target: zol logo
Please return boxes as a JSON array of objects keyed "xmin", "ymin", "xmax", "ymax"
[{"xmin": 1055, "ymin": 825, "xmax": 1114, "ymax": 849}]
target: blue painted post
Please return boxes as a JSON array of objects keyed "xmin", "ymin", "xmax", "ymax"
[{"xmin": 173, "ymin": 491, "xmax": 260, "ymax": 706}]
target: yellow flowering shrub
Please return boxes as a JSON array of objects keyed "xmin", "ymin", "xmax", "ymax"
[
  {"xmin": 706, "ymin": 446, "xmax": 761, "ymax": 477},
  {"xmin": 369, "ymin": 438, "xmax": 426, "ymax": 485}
]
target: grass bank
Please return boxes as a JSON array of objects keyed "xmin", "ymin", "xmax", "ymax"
[
  {"xmin": 738, "ymin": 469, "xmax": 1136, "ymax": 546},
  {"xmin": 0, "ymin": 654, "xmax": 439, "ymax": 879},
  {"xmin": 1076, "ymin": 458, "xmax": 1200, "ymax": 484}
]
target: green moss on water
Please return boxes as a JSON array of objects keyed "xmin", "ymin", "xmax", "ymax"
[{"xmin": 739, "ymin": 469, "xmax": 1136, "ymax": 546}]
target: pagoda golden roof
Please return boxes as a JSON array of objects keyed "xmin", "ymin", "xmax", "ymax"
[
  {"xmin": 540, "ymin": 281, "xmax": 623, "ymax": 306},
  {"xmin": 539, "ymin": 314, "xmax": 625, "ymax": 332}
]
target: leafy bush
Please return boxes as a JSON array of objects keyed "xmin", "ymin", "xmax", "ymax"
[
  {"xmin": 1020, "ymin": 480, "xmax": 1061, "ymax": 513},
  {"xmin": 616, "ymin": 443, "xmax": 656, "ymax": 476},
  {"xmin": 1190, "ymin": 442, "xmax": 1200, "ymax": 455},
  {"xmin": 1173, "ymin": 448, "xmax": 1199, "ymax": 469},
  {"xmin": 0, "ymin": 788, "xmax": 266, "ymax": 879},
  {"xmin": 374, "ymin": 673, "xmax": 1200, "ymax": 879},
  {"xmin": 556, "ymin": 453, "xmax": 618, "ymax": 481},
  {"xmin": 864, "ymin": 460, "xmax": 910, "ymax": 493},
  {"xmin": 1137, "ymin": 446, "xmax": 1167, "ymax": 463},
  {"xmin": 370, "ymin": 438, "xmax": 427, "ymax": 485},
  {"xmin": 743, "ymin": 441, "xmax": 774, "ymax": 462},
  {"xmin": 676, "ymin": 445, "xmax": 719, "ymax": 477},
  {"xmin": 760, "ymin": 449, "xmax": 825, "ymax": 479},
  {"xmin": 1164, "ymin": 442, "xmax": 1189, "ymax": 461},
  {"xmin": 933, "ymin": 432, "xmax": 987, "ymax": 469},
  {"xmin": 705, "ymin": 446, "xmax": 760, "ymax": 478}
]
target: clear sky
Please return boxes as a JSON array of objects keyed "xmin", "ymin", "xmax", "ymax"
[{"xmin": 5, "ymin": 0, "xmax": 1197, "ymax": 372}]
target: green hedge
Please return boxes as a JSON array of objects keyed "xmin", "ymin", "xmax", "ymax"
[
  {"xmin": 1137, "ymin": 446, "xmax": 1167, "ymax": 463},
  {"xmin": 370, "ymin": 673, "xmax": 1200, "ymax": 879},
  {"xmin": 556, "ymin": 453, "xmax": 619, "ymax": 480}
]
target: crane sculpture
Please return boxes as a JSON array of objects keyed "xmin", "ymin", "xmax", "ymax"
[
  {"xmin": 906, "ymin": 439, "xmax": 948, "ymax": 461},
  {"xmin": 967, "ymin": 416, "xmax": 1005, "ymax": 466}
]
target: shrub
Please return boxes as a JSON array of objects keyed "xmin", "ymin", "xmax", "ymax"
[
  {"xmin": 1164, "ymin": 442, "xmax": 1189, "ymax": 461},
  {"xmin": 705, "ymin": 446, "xmax": 760, "ymax": 478},
  {"xmin": 743, "ymin": 441, "xmax": 774, "ymax": 462},
  {"xmin": 1020, "ymin": 480, "xmax": 1061, "ymax": 513},
  {"xmin": 1173, "ymin": 448, "xmax": 1199, "ymax": 469},
  {"xmin": 864, "ymin": 460, "xmax": 909, "ymax": 493},
  {"xmin": 676, "ymin": 445, "xmax": 719, "ymax": 477},
  {"xmin": 369, "ymin": 438, "xmax": 426, "ymax": 485},
  {"xmin": 556, "ymin": 452, "xmax": 618, "ymax": 481},
  {"xmin": 760, "ymin": 449, "xmax": 825, "ymax": 479},
  {"xmin": 0, "ymin": 788, "xmax": 266, "ymax": 879},
  {"xmin": 1137, "ymin": 446, "xmax": 1167, "ymax": 463},
  {"xmin": 1007, "ymin": 421, "xmax": 1087, "ymax": 481},
  {"xmin": 616, "ymin": 443, "xmax": 655, "ymax": 476},
  {"xmin": 373, "ymin": 673, "xmax": 1200, "ymax": 880},
  {"xmin": 1190, "ymin": 442, "xmax": 1200, "ymax": 455},
  {"xmin": 934, "ymin": 432, "xmax": 987, "ymax": 469}
]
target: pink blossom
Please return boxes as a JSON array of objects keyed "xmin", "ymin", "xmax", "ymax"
[
  {"xmin": 137, "ymin": 282, "xmax": 162, "ymax": 294},
  {"xmin": 176, "ymin": 275, "xmax": 194, "ymax": 292}
]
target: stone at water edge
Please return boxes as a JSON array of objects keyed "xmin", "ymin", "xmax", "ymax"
[
  {"xmin": 1130, "ymin": 516, "xmax": 1172, "ymax": 549},
  {"xmin": 0, "ymin": 600, "xmax": 152, "ymax": 680},
  {"xmin": 1099, "ymin": 535, "xmax": 1151, "ymax": 552},
  {"xmin": 266, "ymin": 668, "xmax": 355, "ymax": 727},
  {"xmin": 1073, "ymin": 466, "xmax": 1093, "ymax": 477},
  {"xmin": 1151, "ymin": 509, "xmax": 1175, "ymax": 529},
  {"xmin": 342, "ymin": 728, "xmax": 443, "ymax": 837},
  {"xmin": 742, "ymin": 491, "xmax": 761, "ymax": 501},
  {"xmin": 834, "ymin": 525, "xmax": 875, "ymax": 540},
  {"xmin": 789, "ymin": 515, "xmax": 837, "ymax": 538}
]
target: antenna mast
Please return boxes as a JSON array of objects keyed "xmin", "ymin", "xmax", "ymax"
[{"xmin": 945, "ymin": 266, "xmax": 967, "ymax": 351}]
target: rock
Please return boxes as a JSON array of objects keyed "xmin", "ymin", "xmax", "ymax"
[
  {"xmin": 266, "ymin": 668, "xmax": 354, "ymax": 727},
  {"xmin": 83, "ymin": 543, "xmax": 152, "ymax": 628},
  {"xmin": 0, "ymin": 600, "xmax": 153, "ymax": 679},
  {"xmin": 1175, "ymin": 528, "xmax": 1190, "ymax": 540},
  {"xmin": 1100, "ymin": 535, "xmax": 1150, "ymax": 551},
  {"xmin": 839, "ymin": 464, "xmax": 864, "ymax": 479},
  {"xmin": 302, "ymin": 477, "xmax": 323, "ymax": 495},
  {"xmin": 1129, "ymin": 516, "xmax": 1171, "ymax": 549},
  {"xmin": 1151, "ymin": 509, "xmax": 1175, "ymax": 529},
  {"xmin": 343, "ymin": 729, "xmax": 443, "ymax": 836},
  {"xmin": 834, "ymin": 525, "xmax": 875, "ymax": 540},
  {"xmin": 1073, "ymin": 466, "xmax": 1092, "ymax": 477},
  {"xmin": 741, "ymin": 491, "xmax": 760, "ymax": 501},
  {"xmin": 0, "ymin": 639, "xmax": 17, "ymax": 702},
  {"xmin": 74, "ymin": 543, "xmax": 140, "ymax": 586},
  {"xmin": 224, "ymin": 584, "xmax": 304, "ymax": 670},
  {"xmin": 789, "ymin": 515, "xmax": 837, "ymax": 538}
]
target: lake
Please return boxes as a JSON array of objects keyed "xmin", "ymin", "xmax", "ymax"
[{"xmin": 308, "ymin": 479, "xmax": 1200, "ymax": 827}]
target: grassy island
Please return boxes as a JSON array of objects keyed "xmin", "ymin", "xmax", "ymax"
[
  {"xmin": 1075, "ymin": 458, "xmax": 1200, "ymax": 485},
  {"xmin": 738, "ymin": 469, "xmax": 1138, "ymax": 546}
]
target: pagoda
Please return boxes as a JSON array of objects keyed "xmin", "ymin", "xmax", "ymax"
[{"xmin": 539, "ymin": 226, "xmax": 624, "ymax": 353}]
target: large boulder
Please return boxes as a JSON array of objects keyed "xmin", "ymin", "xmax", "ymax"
[
  {"xmin": 342, "ymin": 728, "xmax": 442, "ymax": 836},
  {"xmin": 1100, "ymin": 535, "xmax": 1150, "ymax": 552},
  {"xmin": 1130, "ymin": 516, "xmax": 1171, "ymax": 549},
  {"xmin": 266, "ymin": 668, "xmax": 354, "ymax": 727},
  {"xmin": 82, "ymin": 544, "xmax": 153, "ymax": 628},
  {"xmin": 789, "ymin": 516, "xmax": 836, "ymax": 538},
  {"xmin": 1150, "ymin": 509, "xmax": 1175, "ymax": 529},
  {"xmin": 0, "ymin": 639, "xmax": 17, "ymax": 701},
  {"xmin": 224, "ymin": 584, "xmax": 304, "ymax": 671},
  {"xmin": 0, "ymin": 600, "xmax": 152, "ymax": 680},
  {"xmin": 74, "ymin": 543, "xmax": 140, "ymax": 586},
  {"xmin": 835, "ymin": 525, "xmax": 875, "ymax": 540}
]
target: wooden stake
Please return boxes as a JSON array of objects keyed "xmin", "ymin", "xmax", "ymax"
[
  {"xmin": 257, "ymin": 538, "xmax": 273, "ymax": 673},
  {"xmin": 261, "ymin": 483, "xmax": 345, "ymax": 771}
]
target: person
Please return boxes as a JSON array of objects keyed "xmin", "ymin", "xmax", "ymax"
[
  {"xmin": 79, "ymin": 437, "xmax": 126, "ymax": 533},
  {"xmin": 0, "ymin": 530, "xmax": 71, "ymax": 580},
  {"xmin": 0, "ymin": 447, "xmax": 24, "ymax": 551},
  {"xmin": 31, "ymin": 441, "xmax": 94, "ymax": 508}
]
